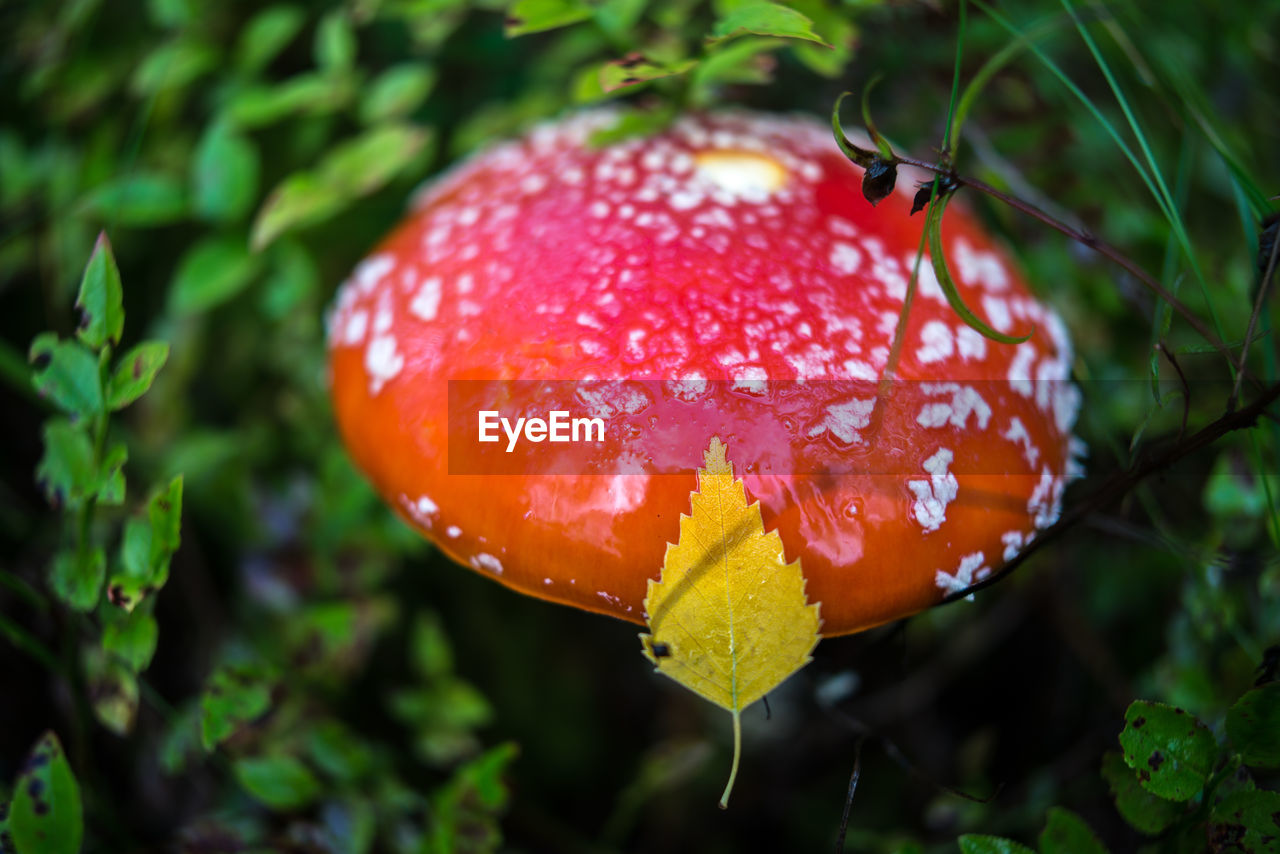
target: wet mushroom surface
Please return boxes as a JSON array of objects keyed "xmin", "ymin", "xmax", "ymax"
[{"xmin": 327, "ymin": 110, "xmax": 1082, "ymax": 635}]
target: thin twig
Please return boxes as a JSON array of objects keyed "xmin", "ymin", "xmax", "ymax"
[
  {"xmin": 1228, "ymin": 220, "xmax": 1280, "ymax": 412},
  {"xmin": 946, "ymin": 379, "xmax": 1280, "ymax": 604},
  {"xmin": 834, "ymin": 737, "xmax": 864, "ymax": 854},
  {"xmin": 1154, "ymin": 341, "xmax": 1191, "ymax": 442},
  {"xmin": 893, "ymin": 153, "xmax": 1242, "ymax": 371}
]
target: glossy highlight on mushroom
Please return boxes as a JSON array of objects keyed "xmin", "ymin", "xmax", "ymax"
[{"xmin": 326, "ymin": 109, "xmax": 1083, "ymax": 636}]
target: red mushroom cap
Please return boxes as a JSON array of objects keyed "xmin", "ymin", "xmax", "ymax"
[{"xmin": 327, "ymin": 110, "xmax": 1081, "ymax": 637}]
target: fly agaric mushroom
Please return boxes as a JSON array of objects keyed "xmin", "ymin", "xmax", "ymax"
[{"xmin": 327, "ymin": 110, "xmax": 1081, "ymax": 636}]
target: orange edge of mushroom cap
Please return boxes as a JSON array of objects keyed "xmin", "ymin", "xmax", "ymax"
[{"xmin": 326, "ymin": 109, "xmax": 1084, "ymax": 637}]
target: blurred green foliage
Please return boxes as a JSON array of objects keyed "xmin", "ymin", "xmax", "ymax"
[{"xmin": 0, "ymin": 0, "xmax": 1277, "ymax": 851}]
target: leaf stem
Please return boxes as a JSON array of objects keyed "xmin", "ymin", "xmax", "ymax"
[
  {"xmin": 941, "ymin": 0, "xmax": 967, "ymax": 160},
  {"xmin": 719, "ymin": 708, "xmax": 742, "ymax": 809}
]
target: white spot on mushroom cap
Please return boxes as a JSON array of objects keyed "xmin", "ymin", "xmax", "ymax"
[
  {"xmin": 829, "ymin": 242, "xmax": 862, "ymax": 275},
  {"xmin": 410, "ymin": 276, "xmax": 442, "ymax": 321},
  {"xmin": 471, "ymin": 552, "xmax": 503, "ymax": 575},
  {"xmin": 915, "ymin": 320, "xmax": 955, "ymax": 365},
  {"xmin": 916, "ymin": 383, "xmax": 992, "ymax": 431},
  {"xmin": 908, "ymin": 448, "xmax": 958, "ymax": 532},
  {"xmin": 343, "ymin": 310, "xmax": 368, "ymax": 345},
  {"xmin": 1008, "ymin": 343, "xmax": 1038, "ymax": 397},
  {"xmin": 1028, "ymin": 468, "xmax": 1065, "ymax": 529},
  {"xmin": 1001, "ymin": 530, "xmax": 1026, "ymax": 562},
  {"xmin": 935, "ymin": 550, "xmax": 990, "ymax": 597},
  {"xmin": 731, "ymin": 365, "xmax": 770, "ymax": 395},
  {"xmin": 365, "ymin": 335, "xmax": 404, "ymax": 395},
  {"xmin": 1002, "ymin": 417, "xmax": 1040, "ymax": 468},
  {"xmin": 354, "ymin": 254, "xmax": 394, "ymax": 294},
  {"xmin": 808, "ymin": 397, "xmax": 876, "ymax": 444},
  {"xmin": 955, "ymin": 326, "xmax": 987, "ymax": 361},
  {"xmin": 982, "ymin": 295, "xmax": 1013, "ymax": 333},
  {"xmin": 954, "ymin": 237, "xmax": 1010, "ymax": 291}
]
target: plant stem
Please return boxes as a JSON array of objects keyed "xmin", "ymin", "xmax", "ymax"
[
  {"xmin": 942, "ymin": 0, "xmax": 967, "ymax": 160},
  {"xmin": 893, "ymin": 152, "xmax": 1240, "ymax": 370},
  {"xmin": 719, "ymin": 708, "xmax": 742, "ymax": 809},
  {"xmin": 0, "ymin": 611, "xmax": 62, "ymax": 672},
  {"xmin": 1229, "ymin": 224, "xmax": 1279, "ymax": 411}
]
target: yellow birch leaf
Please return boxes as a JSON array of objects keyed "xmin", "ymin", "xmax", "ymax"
[{"xmin": 640, "ymin": 437, "xmax": 822, "ymax": 807}]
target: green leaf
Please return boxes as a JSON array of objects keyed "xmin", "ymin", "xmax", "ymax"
[
  {"xmin": 305, "ymin": 721, "xmax": 376, "ymax": 785},
  {"xmin": 226, "ymin": 74, "xmax": 353, "ymax": 128},
  {"xmin": 690, "ymin": 38, "xmax": 782, "ymax": 103},
  {"xmin": 957, "ymin": 836, "xmax": 1036, "ymax": 854},
  {"xmin": 860, "ymin": 74, "xmax": 894, "ymax": 160},
  {"xmin": 157, "ymin": 702, "xmax": 202, "ymax": 775},
  {"xmin": 360, "ymin": 64, "xmax": 437, "ymax": 124},
  {"xmin": 232, "ymin": 756, "xmax": 321, "ymax": 810},
  {"xmin": 102, "ymin": 605, "xmax": 159, "ymax": 673},
  {"xmin": 235, "ymin": 5, "xmax": 307, "ymax": 74},
  {"xmin": 599, "ymin": 55, "xmax": 697, "ymax": 93},
  {"xmin": 587, "ymin": 106, "xmax": 677, "ymax": 148},
  {"xmin": 709, "ymin": 2, "xmax": 830, "ymax": 46},
  {"xmin": 74, "ymin": 232, "xmax": 124, "ymax": 350},
  {"xmin": 147, "ymin": 0, "xmax": 201, "ymax": 28},
  {"xmin": 83, "ymin": 646, "xmax": 139, "ymax": 735},
  {"xmin": 170, "ymin": 236, "xmax": 261, "ymax": 315},
  {"xmin": 249, "ymin": 174, "xmax": 344, "ymax": 251},
  {"xmin": 1207, "ymin": 789, "xmax": 1280, "ymax": 853},
  {"xmin": 149, "ymin": 474, "xmax": 182, "ymax": 562},
  {"xmin": 96, "ymin": 442, "xmax": 128, "ymax": 506},
  {"xmin": 411, "ymin": 612, "xmax": 454, "ymax": 679},
  {"xmin": 106, "ymin": 341, "xmax": 169, "ymax": 411},
  {"xmin": 49, "ymin": 547, "xmax": 106, "ymax": 612},
  {"xmin": 1100, "ymin": 750, "xmax": 1183, "ymax": 835},
  {"xmin": 1038, "ymin": 807, "xmax": 1108, "ymax": 854},
  {"xmin": 505, "ymin": 0, "xmax": 592, "ymax": 36},
  {"xmin": 35, "ymin": 419, "xmax": 97, "ymax": 508},
  {"xmin": 192, "ymin": 121, "xmax": 260, "ymax": 222},
  {"xmin": 1226, "ymin": 683, "xmax": 1280, "ymax": 769},
  {"xmin": 108, "ymin": 476, "xmax": 182, "ymax": 612},
  {"xmin": 1119, "ymin": 701, "xmax": 1217, "ymax": 802},
  {"xmin": 200, "ymin": 664, "xmax": 273, "ymax": 750},
  {"xmin": 391, "ymin": 680, "xmax": 491, "ymax": 765},
  {"xmin": 259, "ymin": 239, "xmax": 319, "ymax": 319},
  {"xmin": 29, "ymin": 334, "xmax": 103, "ymax": 417},
  {"xmin": 321, "ymin": 124, "xmax": 431, "ymax": 197},
  {"xmin": 8, "ymin": 732, "xmax": 83, "ymax": 854},
  {"xmin": 592, "ymin": 0, "xmax": 648, "ymax": 41},
  {"xmin": 251, "ymin": 125, "xmax": 429, "ymax": 249},
  {"xmin": 131, "ymin": 39, "xmax": 218, "ymax": 95},
  {"xmin": 80, "ymin": 173, "xmax": 187, "ymax": 226},
  {"xmin": 315, "ymin": 10, "xmax": 357, "ymax": 70},
  {"xmin": 784, "ymin": 0, "xmax": 854, "ymax": 77},
  {"xmin": 430, "ymin": 743, "xmax": 518, "ymax": 853},
  {"xmin": 792, "ymin": 32, "xmax": 851, "ymax": 79},
  {"xmin": 926, "ymin": 194, "xmax": 1034, "ymax": 345}
]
